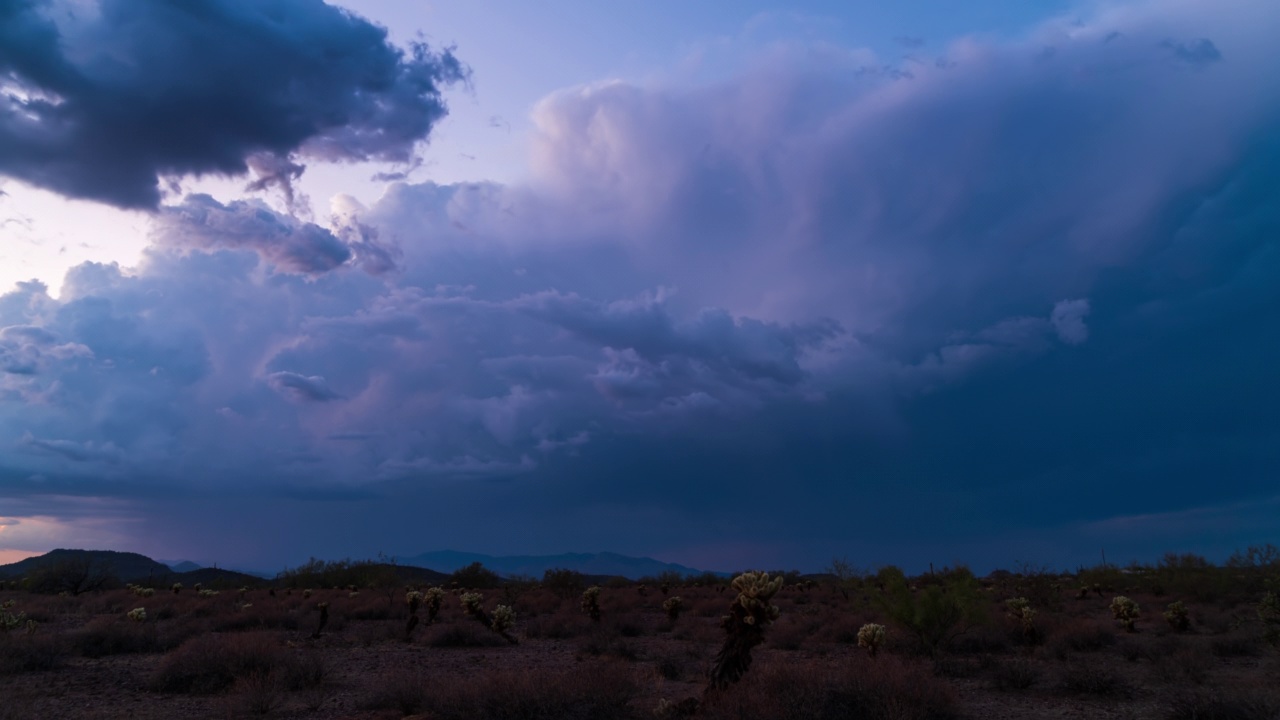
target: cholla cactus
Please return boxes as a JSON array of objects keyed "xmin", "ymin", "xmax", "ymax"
[
  {"xmin": 171, "ymin": 583, "xmax": 183, "ymax": 594},
  {"xmin": 198, "ymin": 588, "xmax": 219, "ymax": 597},
  {"xmin": 581, "ymin": 586, "xmax": 602, "ymax": 622},
  {"xmin": 708, "ymin": 572, "xmax": 784, "ymax": 691},
  {"xmin": 857, "ymin": 623, "xmax": 886, "ymax": 657},
  {"xmin": 311, "ymin": 602, "xmax": 330, "ymax": 639},
  {"xmin": 131, "ymin": 586, "xmax": 155, "ymax": 598},
  {"xmin": 348, "ymin": 591, "xmax": 360, "ymax": 598},
  {"xmin": 127, "ymin": 607, "xmax": 147, "ymax": 622},
  {"xmin": 460, "ymin": 592, "xmax": 484, "ymax": 616},
  {"xmin": 663, "ymin": 596, "xmax": 685, "ymax": 622},
  {"xmin": 1164, "ymin": 601, "xmax": 1191, "ymax": 631},
  {"xmin": 303, "ymin": 588, "xmax": 313, "ymax": 599},
  {"xmin": 193, "ymin": 583, "xmax": 203, "ymax": 592},
  {"xmin": 1111, "ymin": 596, "xmax": 1140, "ymax": 632},
  {"xmin": 424, "ymin": 587, "xmax": 445, "ymax": 623},
  {"xmin": 459, "ymin": 592, "xmax": 517, "ymax": 644},
  {"xmin": 405, "ymin": 590, "xmax": 425, "ymax": 641},
  {"xmin": 1, "ymin": 600, "xmax": 27, "ymax": 632},
  {"xmin": 1006, "ymin": 597, "xmax": 1038, "ymax": 638},
  {"xmin": 491, "ymin": 605, "xmax": 516, "ymax": 634}
]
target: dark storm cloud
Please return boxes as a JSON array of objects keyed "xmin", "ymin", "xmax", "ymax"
[
  {"xmin": 0, "ymin": 0, "xmax": 466, "ymax": 208},
  {"xmin": 2, "ymin": 0, "xmax": 1279, "ymax": 572}
]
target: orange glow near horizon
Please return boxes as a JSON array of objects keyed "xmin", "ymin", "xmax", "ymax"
[{"xmin": 0, "ymin": 548, "xmax": 41, "ymax": 565}]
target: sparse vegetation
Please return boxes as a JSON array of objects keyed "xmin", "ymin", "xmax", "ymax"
[{"xmin": 2, "ymin": 547, "xmax": 1279, "ymax": 718}]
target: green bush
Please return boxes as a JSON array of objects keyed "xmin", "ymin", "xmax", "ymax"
[{"xmin": 876, "ymin": 566, "xmax": 986, "ymax": 656}]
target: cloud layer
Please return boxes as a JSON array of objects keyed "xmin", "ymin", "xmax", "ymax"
[
  {"xmin": 0, "ymin": 0, "xmax": 465, "ymax": 208},
  {"xmin": 1, "ymin": 0, "xmax": 1278, "ymax": 570}
]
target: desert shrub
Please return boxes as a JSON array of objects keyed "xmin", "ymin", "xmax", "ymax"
[
  {"xmin": 654, "ymin": 651, "xmax": 693, "ymax": 681},
  {"xmin": 0, "ymin": 684, "xmax": 37, "ymax": 720},
  {"xmin": 950, "ymin": 624, "xmax": 1012, "ymax": 655},
  {"xmin": 932, "ymin": 656, "xmax": 984, "ymax": 679},
  {"xmin": 367, "ymin": 665, "xmax": 430, "ymax": 715},
  {"xmin": 343, "ymin": 596, "xmax": 392, "ymax": 621},
  {"xmin": 523, "ymin": 612, "xmax": 589, "ymax": 639},
  {"xmin": 615, "ymin": 618, "xmax": 647, "ymax": 639},
  {"xmin": 990, "ymin": 657, "xmax": 1041, "ymax": 690},
  {"xmin": 1116, "ymin": 637, "xmax": 1152, "ymax": 663},
  {"xmin": 72, "ymin": 616, "xmax": 161, "ymax": 657},
  {"xmin": 0, "ymin": 632, "xmax": 65, "ymax": 675},
  {"xmin": 699, "ymin": 656, "xmax": 960, "ymax": 720},
  {"xmin": 543, "ymin": 568, "xmax": 587, "ymax": 599},
  {"xmin": 1059, "ymin": 661, "xmax": 1132, "ymax": 697},
  {"xmin": 877, "ymin": 566, "xmax": 986, "ymax": 656},
  {"xmin": 1210, "ymin": 634, "xmax": 1262, "ymax": 658},
  {"xmin": 425, "ymin": 622, "xmax": 510, "ymax": 648},
  {"xmin": 1048, "ymin": 619, "xmax": 1117, "ymax": 658},
  {"xmin": 1076, "ymin": 566, "xmax": 1126, "ymax": 596},
  {"xmin": 1008, "ymin": 566, "xmax": 1067, "ymax": 612},
  {"xmin": 422, "ymin": 664, "xmax": 639, "ymax": 720},
  {"xmin": 580, "ymin": 628, "xmax": 642, "ymax": 661},
  {"xmin": 1149, "ymin": 644, "xmax": 1211, "ymax": 686},
  {"xmin": 211, "ymin": 604, "xmax": 298, "ymax": 632},
  {"xmin": 767, "ymin": 616, "xmax": 812, "ymax": 651},
  {"xmin": 450, "ymin": 562, "xmax": 502, "ymax": 589},
  {"xmin": 1166, "ymin": 690, "xmax": 1280, "ymax": 720},
  {"xmin": 235, "ymin": 670, "xmax": 284, "ymax": 716},
  {"xmin": 150, "ymin": 632, "xmax": 287, "ymax": 694}
]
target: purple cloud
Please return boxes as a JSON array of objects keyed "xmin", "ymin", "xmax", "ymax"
[{"xmin": 1, "ymin": 0, "xmax": 1279, "ymax": 570}]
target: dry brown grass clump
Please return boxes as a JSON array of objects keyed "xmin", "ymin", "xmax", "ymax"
[
  {"xmin": 695, "ymin": 656, "xmax": 961, "ymax": 720},
  {"xmin": 0, "ymin": 631, "xmax": 64, "ymax": 675},
  {"xmin": 150, "ymin": 632, "xmax": 289, "ymax": 694}
]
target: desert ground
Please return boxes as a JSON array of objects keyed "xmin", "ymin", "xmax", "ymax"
[{"xmin": 2, "ymin": 556, "xmax": 1278, "ymax": 720}]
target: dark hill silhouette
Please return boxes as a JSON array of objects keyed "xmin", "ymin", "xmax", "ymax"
[{"xmin": 0, "ymin": 549, "xmax": 172, "ymax": 593}]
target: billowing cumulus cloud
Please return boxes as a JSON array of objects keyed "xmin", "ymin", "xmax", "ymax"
[
  {"xmin": 2, "ymin": 0, "xmax": 1279, "ymax": 570},
  {"xmin": 0, "ymin": 0, "xmax": 466, "ymax": 208},
  {"xmin": 152, "ymin": 195, "xmax": 352, "ymax": 275}
]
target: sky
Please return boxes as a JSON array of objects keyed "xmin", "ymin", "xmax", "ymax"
[{"xmin": 1, "ymin": 0, "xmax": 1277, "ymax": 574}]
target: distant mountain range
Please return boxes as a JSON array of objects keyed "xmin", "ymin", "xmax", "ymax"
[
  {"xmin": 0, "ymin": 549, "xmax": 263, "ymax": 590},
  {"xmin": 0, "ymin": 548, "xmax": 721, "ymax": 588},
  {"xmin": 398, "ymin": 550, "xmax": 722, "ymax": 580}
]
